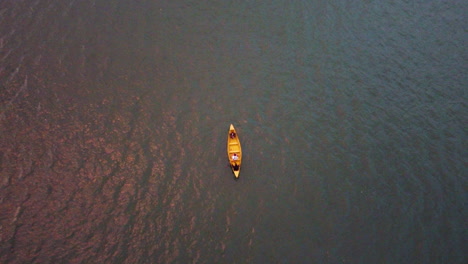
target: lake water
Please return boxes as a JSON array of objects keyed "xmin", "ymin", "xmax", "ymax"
[{"xmin": 0, "ymin": 1, "xmax": 466, "ymax": 263}]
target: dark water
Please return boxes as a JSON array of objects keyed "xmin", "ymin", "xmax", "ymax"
[{"xmin": 1, "ymin": 1, "xmax": 466, "ymax": 263}]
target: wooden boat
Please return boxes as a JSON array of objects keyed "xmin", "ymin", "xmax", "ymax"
[{"xmin": 227, "ymin": 124, "xmax": 242, "ymax": 178}]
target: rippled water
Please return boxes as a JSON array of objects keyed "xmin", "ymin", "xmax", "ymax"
[{"xmin": 1, "ymin": 1, "xmax": 466, "ymax": 263}]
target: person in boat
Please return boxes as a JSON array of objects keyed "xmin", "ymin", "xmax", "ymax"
[
  {"xmin": 230, "ymin": 131, "xmax": 236, "ymax": 138},
  {"xmin": 232, "ymin": 153, "xmax": 239, "ymax": 160},
  {"xmin": 233, "ymin": 163, "xmax": 239, "ymax": 171}
]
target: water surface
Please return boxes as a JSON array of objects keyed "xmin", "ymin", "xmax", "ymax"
[{"xmin": 0, "ymin": 1, "xmax": 466, "ymax": 263}]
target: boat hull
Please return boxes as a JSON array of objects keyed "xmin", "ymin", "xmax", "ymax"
[{"xmin": 227, "ymin": 124, "xmax": 242, "ymax": 178}]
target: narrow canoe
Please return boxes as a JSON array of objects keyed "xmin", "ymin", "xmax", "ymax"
[{"xmin": 227, "ymin": 124, "xmax": 242, "ymax": 178}]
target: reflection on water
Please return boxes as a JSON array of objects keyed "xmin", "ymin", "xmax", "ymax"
[{"xmin": 0, "ymin": 0, "xmax": 466, "ymax": 263}]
